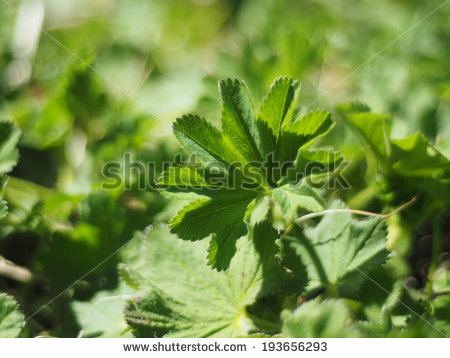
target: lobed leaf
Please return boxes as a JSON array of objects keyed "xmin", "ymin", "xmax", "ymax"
[
  {"xmin": 173, "ymin": 114, "xmax": 236, "ymax": 165},
  {"xmin": 272, "ymin": 183, "xmax": 324, "ymax": 219},
  {"xmin": 122, "ymin": 224, "xmax": 285, "ymax": 337},
  {"xmin": 337, "ymin": 104, "xmax": 392, "ymax": 172},
  {"xmin": 220, "ymin": 79, "xmax": 263, "ymax": 163},
  {"xmin": 282, "ymin": 149, "xmax": 343, "ymax": 184},
  {"xmin": 390, "ymin": 132, "xmax": 450, "ymax": 177},
  {"xmin": 257, "ymin": 77, "xmax": 301, "ymax": 158},
  {"xmin": 282, "ymin": 298, "xmax": 358, "ymax": 338},
  {"xmin": 164, "ymin": 78, "xmax": 340, "ymax": 270},
  {"xmin": 278, "ymin": 110, "xmax": 335, "ymax": 163},
  {"xmin": 0, "ymin": 293, "xmax": 25, "ymax": 338},
  {"xmin": 72, "ymin": 284, "xmax": 135, "ymax": 338},
  {"xmin": 170, "ymin": 191, "xmax": 257, "ymax": 270},
  {"xmin": 281, "ymin": 202, "xmax": 389, "ymax": 296}
]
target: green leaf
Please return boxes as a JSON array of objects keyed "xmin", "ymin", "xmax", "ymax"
[
  {"xmin": 72, "ymin": 284, "xmax": 135, "ymax": 338},
  {"xmin": 257, "ymin": 77, "xmax": 300, "ymax": 158},
  {"xmin": 282, "ymin": 298, "xmax": 359, "ymax": 337},
  {"xmin": 278, "ymin": 110, "xmax": 335, "ymax": 163},
  {"xmin": 283, "ymin": 149, "xmax": 343, "ymax": 185},
  {"xmin": 0, "ymin": 293, "xmax": 25, "ymax": 338},
  {"xmin": 338, "ymin": 105, "xmax": 450, "ymax": 182},
  {"xmin": 170, "ymin": 191, "xmax": 256, "ymax": 270},
  {"xmin": 251, "ymin": 221, "xmax": 291, "ymax": 296},
  {"xmin": 220, "ymin": 79, "xmax": 263, "ymax": 162},
  {"xmin": 431, "ymin": 294, "xmax": 450, "ymax": 321},
  {"xmin": 13, "ymin": 58, "xmax": 103, "ymax": 149},
  {"xmin": 272, "ymin": 183, "xmax": 324, "ymax": 219},
  {"xmin": 338, "ymin": 105, "xmax": 391, "ymax": 170},
  {"xmin": 431, "ymin": 267, "xmax": 450, "ymax": 294},
  {"xmin": 158, "ymin": 166, "xmax": 229, "ymax": 192},
  {"xmin": 164, "ymin": 78, "xmax": 339, "ymax": 269},
  {"xmin": 281, "ymin": 202, "xmax": 389, "ymax": 296},
  {"xmin": 278, "ymin": 236, "xmax": 309, "ymax": 294},
  {"xmin": 347, "ymin": 112, "xmax": 392, "ymax": 161},
  {"xmin": 246, "ymin": 195, "xmax": 270, "ymax": 226},
  {"xmin": 390, "ymin": 132, "xmax": 449, "ymax": 177},
  {"xmin": 0, "ymin": 121, "xmax": 21, "ymax": 175},
  {"xmin": 158, "ymin": 165, "xmax": 253, "ymax": 199},
  {"xmin": 38, "ymin": 191, "xmax": 127, "ymax": 292},
  {"xmin": 338, "ymin": 104, "xmax": 391, "ymax": 159},
  {"xmin": 172, "ymin": 115, "xmax": 264, "ymax": 187},
  {"xmin": 173, "ymin": 114, "xmax": 237, "ymax": 166},
  {"xmin": 122, "ymin": 224, "xmax": 284, "ymax": 337}
]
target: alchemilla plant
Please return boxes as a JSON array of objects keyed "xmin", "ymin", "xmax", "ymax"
[
  {"xmin": 1, "ymin": 77, "xmax": 449, "ymax": 339},
  {"xmin": 118, "ymin": 77, "xmax": 449, "ymax": 338},
  {"xmin": 159, "ymin": 78, "xmax": 342, "ymax": 270}
]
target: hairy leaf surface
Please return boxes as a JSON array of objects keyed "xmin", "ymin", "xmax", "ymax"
[
  {"xmin": 281, "ymin": 202, "xmax": 389, "ymax": 296},
  {"xmin": 0, "ymin": 293, "xmax": 25, "ymax": 338},
  {"xmin": 161, "ymin": 78, "xmax": 339, "ymax": 269},
  {"xmin": 122, "ymin": 224, "xmax": 284, "ymax": 337},
  {"xmin": 282, "ymin": 298, "xmax": 358, "ymax": 338}
]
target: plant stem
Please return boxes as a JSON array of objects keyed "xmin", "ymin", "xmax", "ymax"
[
  {"xmin": 0, "ymin": 256, "xmax": 33, "ymax": 283},
  {"xmin": 297, "ymin": 196, "xmax": 417, "ymax": 224},
  {"xmin": 282, "ymin": 197, "xmax": 416, "ymax": 236}
]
